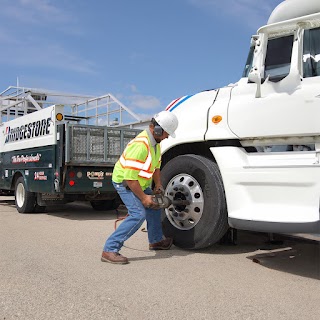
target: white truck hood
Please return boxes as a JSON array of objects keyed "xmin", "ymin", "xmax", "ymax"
[{"xmin": 161, "ymin": 90, "xmax": 218, "ymax": 153}]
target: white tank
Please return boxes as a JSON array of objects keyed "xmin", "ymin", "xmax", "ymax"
[{"xmin": 268, "ymin": 0, "xmax": 320, "ymax": 24}]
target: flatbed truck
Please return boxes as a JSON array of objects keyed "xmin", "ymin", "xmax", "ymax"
[{"xmin": 0, "ymin": 87, "xmax": 143, "ymax": 212}]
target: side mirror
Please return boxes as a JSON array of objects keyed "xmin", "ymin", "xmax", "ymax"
[
  {"xmin": 248, "ymin": 68, "xmax": 262, "ymax": 98},
  {"xmin": 250, "ymin": 35, "xmax": 259, "ymax": 47}
]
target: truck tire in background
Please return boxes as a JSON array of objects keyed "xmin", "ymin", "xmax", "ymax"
[
  {"xmin": 161, "ymin": 155, "xmax": 229, "ymax": 249},
  {"xmin": 15, "ymin": 176, "xmax": 36, "ymax": 213}
]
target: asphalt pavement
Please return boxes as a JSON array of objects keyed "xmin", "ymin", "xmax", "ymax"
[{"xmin": 0, "ymin": 198, "xmax": 319, "ymax": 320}]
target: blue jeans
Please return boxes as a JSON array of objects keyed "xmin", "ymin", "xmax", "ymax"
[{"xmin": 103, "ymin": 182, "xmax": 164, "ymax": 252}]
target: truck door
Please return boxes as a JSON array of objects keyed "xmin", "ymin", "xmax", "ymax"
[{"xmin": 228, "ymin": 27, "xmax": 320, "ymax": 140}]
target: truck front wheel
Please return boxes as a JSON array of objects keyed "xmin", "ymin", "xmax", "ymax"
[
  {"xmin": 15, "ymin": 177, "xmax": 36, "ymax": 213},
  {"xmin": 161, "ymin": 154, "xmax": 228, "ymax": 249}
]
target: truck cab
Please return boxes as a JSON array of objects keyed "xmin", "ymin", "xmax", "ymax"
[{"xmin": 160, "ymin": 0, "xmax": 320, "ymax": 249}]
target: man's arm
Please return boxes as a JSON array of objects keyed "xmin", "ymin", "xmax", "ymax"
[
  {"xmin": 126, "ymin": 180, "xmax": 154, "ymax": 208},
  {"xmin": 152, "ymin": 169, "xmax": 164, "ymax": 194}
]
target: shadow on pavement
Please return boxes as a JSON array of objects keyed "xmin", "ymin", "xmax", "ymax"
[
  {"xmin": 124, "ymin": 245, "xmax": 192, "ymax": 262},
  {"xmin": 0, "ymin": 198, "xmax": 117, "ymax": 220},
  {"xmin": 46, "ymin": 201, "xmax": 120, "ymax": 221},
  {"xmin": 188, "ymin": 231, "xmax": 320, "ymax": 280},
  {"xmin": 193, "ymin": 230, "xmax": 283, "ymax": 255},
  {"xmin": 0, "ymin": 199, "xmax": 15, "ymax": 206},
  {"xmin": 246, "ymin": 236, "xmax": 320, "ymax": 280},
  {"xmin": 2, "ymin": 199, "xmax": 319, "ymax": 279},
  {"xmin": 128, "ymin": 231, "xmax": 278, "ymax": 263}
]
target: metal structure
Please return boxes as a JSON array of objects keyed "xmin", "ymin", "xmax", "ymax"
[
  {"xmin": 0, "ymin": 86, "xmax": 150, "ymax": 128},
  {"xmin": 65, "ymin": 123, "xmax": 140, "ymax": 164}
]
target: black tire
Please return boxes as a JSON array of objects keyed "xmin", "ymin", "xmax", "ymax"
[
  {"xmin": 161, "ymin": 154, "xmax": 228, "ymax": 249},
  {"xmin": 90, "ymin": 199, "xmax": 118, "ymax": 211},
  {"xmin": 15, "ymin": 176, "xmax": 36, "ymax": 213}
]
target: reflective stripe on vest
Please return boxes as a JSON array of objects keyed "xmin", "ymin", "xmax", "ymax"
[{"xmin": 119, "ymin": 136, "xmax": 154, "ymax": 179}]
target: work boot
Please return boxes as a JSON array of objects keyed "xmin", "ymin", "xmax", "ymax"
[
  {"xmin": 101, "ymin": 251, "xmax": 129, "ymax": 264},
  {"xmin": 149, "ymin": 238, "xmax": 173, "ymax": 250}
]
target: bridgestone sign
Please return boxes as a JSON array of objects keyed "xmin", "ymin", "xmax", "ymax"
[{"xmin": 5, "ymin": 117, "xmax": 51, "ymax": 144}]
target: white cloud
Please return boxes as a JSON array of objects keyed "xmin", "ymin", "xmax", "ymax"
[
  {"xmin": 118, "ymin": 85, "xmax": 162, "ymax": 115},
  {"xmin": 0, "ymin": 39, "xmax": 96, "ymax": 74},
  {"xmin": 0, "ymin": 1, "xmax": 94, "ymax": 74},
  {"xmin": 129, "ymin": 52, "xmax": 146, "ymax": 63},
  {"xmin": 128, "ymin": 94, "xmax": 161, "ymax": 110},
  {"xmin": 137, "ymin": 112, "xmax": 154, "ymax": 121},
  {"xmin": 129, "ymin": 84, "xmax": 138, "ymax": 93},
  {"xmin": 1, "ymin": 0, "xmax": 72, "ymax": 25},
  {"xmin": 0, "ymin": 27, "xmax": 21, "ymax": 44},
  {"xmin": 187, "ymin": 0, "xmax": 281, "ymax": 28},
  {"xmin": 112, "ymin": 87, "xmax": 162, "ymax": 120}
]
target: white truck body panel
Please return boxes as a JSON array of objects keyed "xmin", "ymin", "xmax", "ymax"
[
  {"xmin": 205, "ymin": 86, "xmax": 239, "ymax": 140},
  {"xmin": 228, "ymin": 76, "xmax": 320, "ymax": 138},
  {"xmin": 212, "ymin": 147, "xmax": 320, "ymax": 226},
  {"xmin": 0, "ymin": 105, "xmax": 60, "ymax": 153},
  {"xmin": 162, "ymin": 90, "xmax": 221, "ymax": 153},
  {"xmin": 268, "ymin": 0, "xmax": 320, "ymax": 24}
]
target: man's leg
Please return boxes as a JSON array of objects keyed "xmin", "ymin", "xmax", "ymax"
[
  {"xmin": 102, "ymin": 182, "xmax": 146, "ymax": 263},
  {"xmin": 146, "ymin": 206, "xmax": 163, "ymax": 244},
  {"xmin": 144, "ymin": 188, "xmax": 173, "ymax": 250}
]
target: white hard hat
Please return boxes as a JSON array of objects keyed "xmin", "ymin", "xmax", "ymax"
[{"xmin": 154, "ymin": 111, "xmax": 179, "ymax": 138}]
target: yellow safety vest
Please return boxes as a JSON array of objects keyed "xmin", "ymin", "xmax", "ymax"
[{"xmin": 112, "ymin": 130, "xmax": 161, "ymax": 190}]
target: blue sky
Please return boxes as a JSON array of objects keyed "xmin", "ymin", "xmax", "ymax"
[{"xmin": 0, "ymin": 0, "xmax": 283, "ymax": 120}]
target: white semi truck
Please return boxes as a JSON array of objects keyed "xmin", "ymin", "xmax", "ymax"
[{"xmin": 160, "ymin": 0, "xmax": 320, "ymax": 249}]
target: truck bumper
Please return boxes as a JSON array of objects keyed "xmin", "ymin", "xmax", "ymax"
[{"xmin": 228, "ymin": 217, "xmax": 320, "ymax": 234}]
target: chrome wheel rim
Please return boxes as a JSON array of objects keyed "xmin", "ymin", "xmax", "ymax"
[
  {"xmin": 164, "ymin": 173, "xmax": 204, "ymax": 230},
  {"xmin": 16, "ymin": 183, "xmax": 25, "ymax": 208}
]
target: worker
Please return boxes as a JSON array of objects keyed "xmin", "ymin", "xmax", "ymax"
[{"xmin": 101, "ymin": 111, "xmax": 179, "ymax": 264}]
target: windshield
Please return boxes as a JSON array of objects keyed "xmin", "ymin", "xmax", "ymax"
[
  {"xmin": 242, "ymin": 46, "xmax": 254, "ymax": 78},
  {"xmin": 264, "ymin": 35, "xmax": 293, "ymax": 81},
  {"xmin": 303, "ymin": 27, "xmax": 320, "ymax": 77}
]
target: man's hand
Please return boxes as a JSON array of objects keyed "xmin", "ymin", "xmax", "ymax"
[
  {"xmin": 141, "ymin": 194, "xmax": 158, "ymax": 209},
  {"xmin": 153, "ymin": 184, "xmax": 164, "ymax": 195},
  {"xmin": 125, "ymin": 180, "xmax": 159, "ymax": 209}
]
